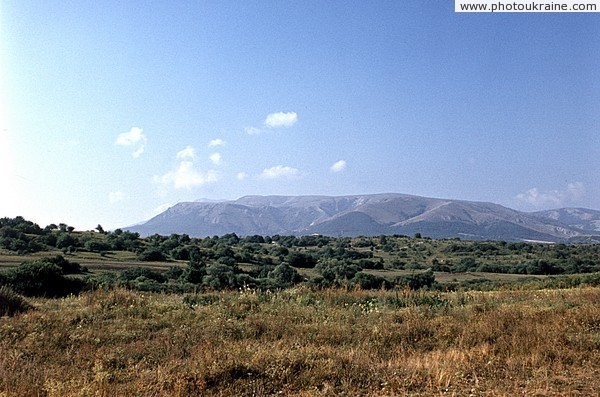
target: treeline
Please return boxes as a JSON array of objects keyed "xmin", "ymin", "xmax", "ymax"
[
  {"xmin": 0, "ymin": 217, "xmax": 141, "ymax": 254},
  {"xmin": 0, "ymin": 254, "xmax": 436, "ymax": 298},
  {"xmin": 1, "ymin": 216, "xmax": 600, "ymax": 298}
]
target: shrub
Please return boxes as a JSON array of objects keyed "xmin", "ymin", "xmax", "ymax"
[
  {"xmin": 1, "ymin": 260, "xmax": 86, "ymax": 297},
  {"xmin": 119, "ymin": 267, "xmax": 166, "ymax": 283},
  {"xmin": 202, "ymin": 264, "xmax": 238, "ymax": 290},
  {"xmin": 286, "ymin": 252, "xmax": 317, "ymax": 268},
  {"xmin": 351, "ymin": 272, "xmax": 390, "ymax": 290},
  {"xmin": 84, "ymin": 239, "xmax": 111, "ymax": 253},
  {"xmin": 315, "ymin": 260, "xmax": 361, "ymax": 285},
  {"xmin": 394, "ymin": 269, "xmax": 436, "ymax": 290},
  {"xmin": 267, "ymin": 263, "xmax": 303, "ymax": 287},
  {"xmin": 45, "ymin": 255, "xmax": 84, "ymax": 274},
  {"xmin": 89, "ymin": 272, "xmax": 119, "ymax": 290},
  {"xmin": 137, "ymin": 248, "xmax": 167, "ymax": 261},
  {"xmin": 0, "ymin": 286, "xmax": 33, "ymax": 316},
  {"xmin": 165, "ymin": 266, "xmax": 185, "ymax": 280}
]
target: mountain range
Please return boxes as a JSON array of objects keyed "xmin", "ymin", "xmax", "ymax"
[{"xmin": 125, "ymin": 193, "xmax": 600, "ymax": 242}]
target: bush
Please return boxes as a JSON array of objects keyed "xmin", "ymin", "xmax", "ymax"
[
  {"xmin": 165, "ymin": 266, "xmax": 185, "ymax": 280},
  {"xmin": 45, "ymin": 255, "xmax": 84, "ymax": 274},
  {"xmin": 202, "ymin": 264, "xmax": 238, "ymax": 290},
  {"xmin": 267, "ymin": 263, "xmax": 303, "ymax": 287},
  {"xmin": 89, "ymin": 272, "xmax": 118, "ymax": 290},
  {"xmin": 286, "ymin": 252, "xmax": 317, "ymax": 268},
  {"xmin": 0, "ymin": 286, "xmax": 33, "ymax": 316},
  {"xmin": 1, "ymin": 260, "xmax": 86, "ymax": 297},
  {"xmin": 137, "ymin": 248, "xmax": 167, "ymax": 261},
  {"xmin": 394, "ymin": 270, "xmax": 436, "ymax": 290},
  {"xmin": 84, "ymin": 240, "xmax": 111, "ymax": 253},
  {"xmin": 352, "ymin": 272, "xmax": 390, "ymax": 290},
  {"xmin": 315, "ymin": 260, "xmax": 361, "ymax": 285},
  {"xmin": 119, "ymin": 267, "xmax": 166, "ymax": 283}
]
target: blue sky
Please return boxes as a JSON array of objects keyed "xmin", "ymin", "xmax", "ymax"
[{"xmin": 1, "ymin": 1, "xmax": 599, "ymax": 230}]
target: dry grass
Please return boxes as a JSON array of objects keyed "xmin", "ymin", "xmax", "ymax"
[{"xmin": 1, "ymin": 287, "xmax": 599, "ymax": 396}]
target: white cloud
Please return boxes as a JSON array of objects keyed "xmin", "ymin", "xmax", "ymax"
[
  {"xmin": 245, "ymin": 126, "xmax": 262, "ymax": 135},
  {"xmin": 108, "ymin": 191, "xmax": 125, "ymax": 204},
  {"xmin": 236, "ymin": 172, "xmax": 249, "ymax": 180},
  {"xmin": 245, "ymin": 111, "xmax": 298, "ymax": 135},
  {"xmin": 176, "ymin": 145, "xmax": 196, "ymax": 160},
  {"xmin": 131, "ymin": 146, "xmax": 145, "ymax": 158},
  {"xmin": 517, "ymin": 188, "xmax": 562, "ymax": 207},
  {"xmin": 116, "ymin": 127, "xmax": 147, "ymax": 158},
  {"xmin": 115, "ymin": 127, "xmax": 145, "ymax": 146},
  {"xmin": 566, "ymin": 182, "xmax": 585, "ymax": 200},
  {"xmin": 259, "ymin": 165, "xmax": 300, "ymax": 179},
  {"xmin": 264, "ymin": 112, "xmax": 298, "ymax": 128},
  {"xmin": 208, "ymin": 138, "xmax": 226, "ymax": 147},
  {"xmin": 209, "ymin": 152, "xmax": 222, "ymax": 166},
  {"xmin": 516, "ymin": 182, "xmax": 586, "ymax": 208},
  {"xmin": 154, "ymin": 161, "xmax": 219, "ymax": 189},
  {"xmin": 330, "ymin": 160, "xmax": 347, "ymax": 173}
]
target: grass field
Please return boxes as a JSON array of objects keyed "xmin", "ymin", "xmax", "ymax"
[
  {"xmin": 0, "ymin": 250, "xmax": 180, "ymax": 273},
  {"xmin": 1, "ymin": 286, "xmax": 599, "ymax": 396}
]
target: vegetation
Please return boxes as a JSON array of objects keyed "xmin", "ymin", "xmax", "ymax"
[
  {"xmin": 0, "ymin": 286, "xmax": 33, "ymax": 317},
  {"xmin": 1, "ymin": 287, "xmax": 599, "ymax": 396},
  {"xmin": 2, "ymin": 216, "xmax": 600, "ymax": 295},
  {"xmin": 1, "ymin": 216, "xmax": 600, "ymax": 395}
]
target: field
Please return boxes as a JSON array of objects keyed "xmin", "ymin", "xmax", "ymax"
[
  {"xmin": 2, "ymin": 220, "xmax": 600, "ymax": 395},
  {"xmin": 2, "ymin": 286, "xmax": 600, "ymax": 396}
]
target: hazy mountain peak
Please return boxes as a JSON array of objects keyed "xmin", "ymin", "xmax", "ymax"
[{"xmin": 126, "ymin": 194, "xmax": 598, "ymax": 241}]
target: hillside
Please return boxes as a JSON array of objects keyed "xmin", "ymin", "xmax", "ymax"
[
  {"xmin": 126, "ymin": 194, "xmax": 598, "ymax": 241},
  {"xmin": 532, "ymin": 208, "xmax": 600, "ymax": 233}
]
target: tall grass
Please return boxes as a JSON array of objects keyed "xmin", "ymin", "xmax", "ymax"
[{"xmin": 1, "ymin": 287, "xmax": 599, "ymax": 396}]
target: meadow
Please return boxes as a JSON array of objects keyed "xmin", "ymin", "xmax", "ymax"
[
  {"xmin": 1, "ymin": 286, "xmax": 599, "ymax": 396},
  {"xmin": 2, "ymin": 217, "xmax": 600, "ymax": 395}
]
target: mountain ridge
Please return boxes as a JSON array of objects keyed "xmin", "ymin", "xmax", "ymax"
[{"xmin": 125, "ymin": 194, "xmax": 600, "ymax": 242}]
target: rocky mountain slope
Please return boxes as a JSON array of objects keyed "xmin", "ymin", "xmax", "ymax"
[
  {"xmin": 532, "ymin": 208, "xmax": 600, "ymax": 233},
  {"xmin": 126, "ymin": 194, "xmax": 598, "ymax": 241}
]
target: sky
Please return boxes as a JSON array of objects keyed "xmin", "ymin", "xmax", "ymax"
[{"xmin": 1, "ymin": 1, "xmax": 599, "ymax": 230}]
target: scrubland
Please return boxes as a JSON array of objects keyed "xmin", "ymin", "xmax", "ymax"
[{"xmin": 1, "ymin": 286, "xmax": 599, "ymax": 396}]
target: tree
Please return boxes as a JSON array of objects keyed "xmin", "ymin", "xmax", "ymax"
[
  {"xmin": 56, "ymin": 233, "xmax": 77, "ymax": 249},
  {"xmin": 1, "ymin": 259, "xmax": 85, "ymax": 297},
  {"xmin": 286, "ymin": 252, "xmax": 316, "ymax": 268},
  {"xmin": 315, "ymin": 259, "xmax": 360, "ymax": 285},
  {"xmin": 119, "ymin": 267, "xmax": 166, "ymax": 283},
  {"xmin": 268, "ymin": 263, "xmax": 302, "ymax": 287},
  {"xmin": 203, "ymin": 264, "xmax": 237, "ymax": 290},
  {"xmin": 394, "ymin": 269, "xmax": 435, "ymax": 290},
  {"xmin": 352, "ymin": 272, "xmax": 390, "ymax": 290},
  {"xmin": 137, "ymin": 248, "xmax": 167, "ymax": 262},
  {"xmin": 84, "ymin": 240, "xmax": 110, "ymax": 253}
]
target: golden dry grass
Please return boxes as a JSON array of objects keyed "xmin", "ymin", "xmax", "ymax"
[{"xmin": 1, "ymin": 287, "xmax": 599, "ymax": 396}]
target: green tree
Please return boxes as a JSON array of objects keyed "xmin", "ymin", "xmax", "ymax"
[
  {"xmin": 1, "ymin": 260, "xmax": 85, "ymax": 297},
  {"xmin": 137, "ymin": 247, "xmax": 167, "ymax": 261},
  {"xmin": 286, "ymin": 252, "xmax": 316, "ymax": 268},
  {"xmin": 202, "ymin": 264, "xmax": 237, "ymax": 290},
  {"xmin": 352, "ymin": 272, "xmax": 390, "ymax": 290},
  {"xmin": 56, "ymin": 233, "xmax": 77, "ymax": 249},
  {"xmin": 268, "ymin": 263, "xmax": 302, "ymax": 287}
]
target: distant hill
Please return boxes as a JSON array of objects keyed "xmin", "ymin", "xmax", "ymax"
[
  {"xmin": 125, "ymin": 193, "xmax": 598, "ymax": 241},
  {"xmin": 532, "ymin": 208, "xmax": 600, "ymax": 233}
]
